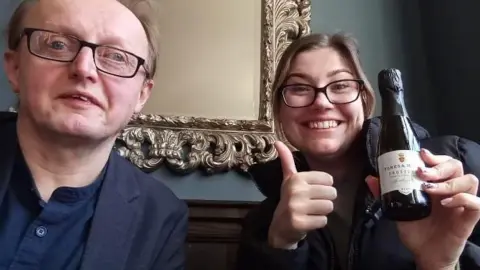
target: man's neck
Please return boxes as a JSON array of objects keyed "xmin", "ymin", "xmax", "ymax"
[{"xmin": 16, "ymin": 116, "xmax": 114, "ymax": 201}]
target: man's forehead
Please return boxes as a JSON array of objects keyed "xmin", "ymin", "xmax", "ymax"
[
  {"xmin": 28, "ymin": 0, "xmax": 126, "ymax": 24},
  {"xmin": 24, "ymin": 0, "xmax": 149, "ymax": 53}
]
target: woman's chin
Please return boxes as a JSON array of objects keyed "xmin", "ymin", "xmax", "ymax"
[{"xmin": 304, "ymin": 139, "xmax": 344, "ymax": 157}]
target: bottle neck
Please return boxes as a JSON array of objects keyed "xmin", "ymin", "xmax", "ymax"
[{"xmin": 381, "ymin": 90, "xmax": 408, "ymax": 117}]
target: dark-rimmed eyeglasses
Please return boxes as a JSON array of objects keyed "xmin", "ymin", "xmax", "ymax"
[
  {"xmin": 281, "ymin": 79, "xmax": 364, "ymax": 108},
  {"xmin": 21, "ymin": 28, "xmax": 150, "ymax": 79}
]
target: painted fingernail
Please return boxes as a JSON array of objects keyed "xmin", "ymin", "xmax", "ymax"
[
  {"xmin": 441, "ymin": 197, "xmax": 453, "ymax": 205},
  {"xmin": 422, "ymin": 182, "xmax": 437, "ymax": 189},
  {"xmin": 421, "ymin": 148, "xmax": 432, "ymax": 155}
]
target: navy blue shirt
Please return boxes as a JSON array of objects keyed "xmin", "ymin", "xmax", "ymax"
[{"xmin": 0, "ymin": 148, "xmax": 105, "ymax": 270}]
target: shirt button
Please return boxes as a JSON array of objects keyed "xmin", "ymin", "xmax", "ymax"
[{"xmin": 35, "ymin": 226, "xmax": 48, "ymax": 238}]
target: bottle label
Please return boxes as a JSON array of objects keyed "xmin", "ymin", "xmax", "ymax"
[{"xmin": 378, "ymin": 150, "xmax": 425, "ymax": 195}]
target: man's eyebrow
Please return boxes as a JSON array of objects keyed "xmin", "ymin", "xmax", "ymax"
[
  {"xmin": 42, "ymin": 23, "xmax": 132, "ymax": 50},
  {"xmin": 42, "ymin": 23, "xmax": 79, "ymax": 37}
]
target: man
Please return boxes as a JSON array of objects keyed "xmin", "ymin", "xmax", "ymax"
[{"xmin": 0, "ymin": 0, "xmax": 188, "ymax": 269}]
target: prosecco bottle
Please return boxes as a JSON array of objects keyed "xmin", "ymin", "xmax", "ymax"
[{"xmin": 377, "ymin": 68, "xmax": 431, "ymax": 221}]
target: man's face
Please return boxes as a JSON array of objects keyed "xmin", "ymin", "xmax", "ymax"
[{"xmin": 4, "ymin": 0, "xmax": 153, "ymax": 141}]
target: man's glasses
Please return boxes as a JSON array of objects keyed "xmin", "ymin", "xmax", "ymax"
[
  {"xmin": 22, "ymin": 28, "xmax": 150, "ymax": 79},
  {"xmin": 280, "ymin": 79, "xmax": 364, "ymax": 108}
]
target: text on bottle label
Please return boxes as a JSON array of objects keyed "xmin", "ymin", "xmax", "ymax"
[{"xmin": 378, "ymin": 150, "xmax": 425, "ymax": 195}]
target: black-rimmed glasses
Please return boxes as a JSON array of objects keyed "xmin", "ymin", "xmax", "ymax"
[
  {"xmin": 281, "ymin": 79, "xmax": 364, "ymax": 108},
  {"xmin": 22, "ymin": 28, "xmax": 150, "ymax": 78}
]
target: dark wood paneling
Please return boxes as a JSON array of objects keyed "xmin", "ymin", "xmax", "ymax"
[{"xmin": 185, "ymin": 200, "xmax": 259, "ymax": 270}]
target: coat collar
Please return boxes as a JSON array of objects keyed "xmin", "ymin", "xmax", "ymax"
[
  {"xmin": 361, "ymin": 116, "xmax": 430, "ymax": 175},
  {"xmin": 80, "ymin": 152, "xmax": 141, "ymax": 270}
]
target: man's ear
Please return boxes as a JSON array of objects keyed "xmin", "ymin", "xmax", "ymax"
[
  {"xmin": 134, "ymin": 79, "xmax": 153, "ymax": 113},
  {"xmin": 4, "ymin": 50, "xmax": 20, "ymax": 94}
]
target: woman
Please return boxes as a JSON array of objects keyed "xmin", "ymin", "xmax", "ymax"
[{"xmin": 235, "ymin": 32, "xmax": 480, "ymax": 270}]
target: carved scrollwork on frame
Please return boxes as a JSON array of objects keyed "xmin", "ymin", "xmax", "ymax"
[{"xmin": 116, "ymin": 0, "xmax": 312, "ymax": 174}]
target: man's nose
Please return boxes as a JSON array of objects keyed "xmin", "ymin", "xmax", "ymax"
[{"xmin": 69, "ymin": 47, "xmax": 99, "ymax": 82}]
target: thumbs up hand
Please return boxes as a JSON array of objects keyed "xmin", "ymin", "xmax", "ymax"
[{"xmin": 267, "ymin": 141, "xmax": 337, "ymax": 249}]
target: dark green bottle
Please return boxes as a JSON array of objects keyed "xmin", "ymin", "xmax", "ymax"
[{"xmin": 377, "ymin": 68, "xmax": 432, "ymax": 221}]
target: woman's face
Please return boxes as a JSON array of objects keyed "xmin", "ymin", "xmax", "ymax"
[{"xmin": 279, "ymin": 47, "xmax": 365, "ymax": 159}]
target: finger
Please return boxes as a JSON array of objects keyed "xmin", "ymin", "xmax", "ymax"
[
  {"xmin": 300, "ymin": 171, "xmax": 334, "ymax": 186},
  {"xmin": 308, "ymin": 185, "xmax": 337, "ymax": 200},
  {"xmin": 294, "ymin": 215, "xmax": 328, "ymax": 231},
  {"xmin": 305, "ymin": 200, "xmax": 334, "ymax": 216},
  {"xmin": 422, "ymin": 174, "xmax": 479, "ymax": 196},
  {"xmin": 417, "ymin": 158, "xmax": 464, "ymax": 181},
  {"xmin": 275, "ymin": 141, "xmax": 297, "ymax": 181},
  {"xmin": 440, "ymin": 193, "xmax": 480, "ymax": 238},
  {"xmin": 365, "ymin": 175, "xmax": 380, "ymax": 199},
  {"xmin": 441, "ymin": 193, "xmax": 480, "ymax": 212},
  {"xmin": 420, "ymin": 148, "xmax": 454, "ymax": 166}
]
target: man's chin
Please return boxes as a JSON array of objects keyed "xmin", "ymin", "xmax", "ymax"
[{"xmin": 48, "ymin": 121, "xmax": 109, "ymax": 142}]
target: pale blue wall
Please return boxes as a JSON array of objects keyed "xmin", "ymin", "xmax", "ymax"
[
  {"xmin": 0, "ymin": 1, "xmax": 433, "ymax": 201},
  {"xmin": 0, "ymin": 1, "xmax": 17, "ymax": 110}
]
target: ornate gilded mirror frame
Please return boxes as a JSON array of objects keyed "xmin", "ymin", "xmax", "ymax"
[{"xmin": 115, "ymin": 0, "xmax": 311, "ymax": 174}]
